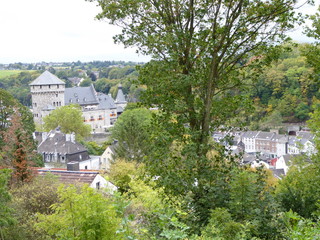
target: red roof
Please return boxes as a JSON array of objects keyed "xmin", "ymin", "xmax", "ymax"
[{"xmin": 37, "ymin": 169, "xmax": 98, "ymax": 185}]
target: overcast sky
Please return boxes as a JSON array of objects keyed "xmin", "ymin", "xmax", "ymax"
[{"xmin": 0, "ymin": 0, "xmax": 317, "ymax": 64}]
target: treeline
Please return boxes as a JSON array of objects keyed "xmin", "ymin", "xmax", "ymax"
[{"xmin": 0, "ymin": 61, "xmax": 144, "ymax": 106}]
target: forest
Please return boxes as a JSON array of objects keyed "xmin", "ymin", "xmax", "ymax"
[{"xmin": 2, "ymin": 0, "xmax": 320, "ymax": 239}]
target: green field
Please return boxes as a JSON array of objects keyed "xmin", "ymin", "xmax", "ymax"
[{"xmin": 0, "ymin": 70, "xmax": 35, "ymax": 78}]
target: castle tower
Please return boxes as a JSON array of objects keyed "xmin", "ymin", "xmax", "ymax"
[
  {"xmin": 29, "ymin": 71, "xmax": 65, "ymax": 126},
  {"xmin": 115, "ymin": 83, "xmax": 127, "ymax": 112}
]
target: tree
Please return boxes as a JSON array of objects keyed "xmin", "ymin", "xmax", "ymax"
[
  {"xmin": 1, "ymin": 111, "xmax": 37, "ymax": 183},
  {"xmin": 0, "ymin": 169, "xmax": 16, "ymax": 240},
  {"xmin": 91, "ymin": 0, "xmax": 306, "ymax": 230},
  {"xmin": 43, "ymin": 104, "xmax": 91, "ymax": 140},
  {"xmin": 36, "ymin": 184, "xmax": 123, "ymax": 240},
  {"xmin": 111, "ymin": 108, "xmax": 152, "ymax": 162},
  {"xmin": 5, "ymin": 174, "xmax": 60, "ymax": 240},
  {"xmin": 92, "ymin": 0, "xmax": 302, "ymax": 149}
]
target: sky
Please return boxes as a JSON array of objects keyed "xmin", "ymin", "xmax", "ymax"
[{"xmin": 0, "ymin": 0, "xmax": 317, "ymax": 64}]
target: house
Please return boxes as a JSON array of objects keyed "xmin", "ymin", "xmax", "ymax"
[
  {"xmin": 37, "ymin": 129, "xmax": 90, "ymax": 164},
  {"xmin": 241, "ymin": 131, "xmax": 259, "ymax": 153},
  {"xmin": 29, "ymin": 71, "xmax": 127, "ymax": 132},
  {"xmin": 37, "ymin": 166, "xmax": 117, "ymax": 192},
  {"xmin": 100, "ymin": 144, "xmax": 117, "ymax": 171},
  {"xmin": 287, "ymin": 135, "xmax": 315, "ymax": 156},
  {"xmin": 255, "ymin": 131, "xmax": 276, "ymax": 157},
  {"xmin": 272, "ymin": 168, "xmax": 285, "ymax": 179},
  {"xmin": 275, "ymin": 154, "xmax": 294, "ymax": 175},
  {"xmin": 67, "ymin": 77, "xmax": 83, "ymax": 86}
]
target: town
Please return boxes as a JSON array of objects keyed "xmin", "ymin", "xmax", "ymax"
[{"xmin": 1, "ymin": 0, "xmax": 320, "ymax": 239}]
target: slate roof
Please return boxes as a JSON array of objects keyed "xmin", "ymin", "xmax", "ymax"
[
  {"xmin": 271, "ymin": 134, "xmax": 288, "ymax": 142},
  {"xmin": 282, "ymin": 154, "xmax": 294, "ymax": 165},
  {"xmin": 115, "ymin": 84, "xmax": 126, "ymax": 103},
  {"xmin": 97, "ymin": 93, "xmax": 117, "ymax": 109},
  {"xmin": 272, "ymin": 169, "xmax": 285, "ymax": 179},
  {"xmin": 242, "ymin": 153, "xmax": 256, "ymax": 164},
  {"xmin": 297, "ymin": 131, "xmax": 314, "ymax": 141},
  {"xmin": 241, "ymin": 131, "xmax": 259, "ymax": 139},
  {"xmin": 37, "ymin": 169, "xmax": 98, "ymax": 185},
  {"xmin": 117, "ymin": 105, "xmax": 124, "ymax": 113},
  {"xmin": 256, "ymin": 131, "xmax": 275, "ymax": 140},
  {"xmin": 38, "ymin": 130, "xmax": 87, "ymax": 155},
  {"xmin": 65, "ymin": 84, "xmax": 99, "ymax": 106},
  {"xmin": 29, "ymin": 70, "xmax": 65, "ymax": 86}
]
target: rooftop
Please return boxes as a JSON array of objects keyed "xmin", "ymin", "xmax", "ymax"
[{"xmin": 29, "ymin": 70, "xmax": 65, "ymax": 86}]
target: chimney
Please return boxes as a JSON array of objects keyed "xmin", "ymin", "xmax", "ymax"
[{"xmin": 67, "ymin": 161, "xmax": 80, "ymax": 171}]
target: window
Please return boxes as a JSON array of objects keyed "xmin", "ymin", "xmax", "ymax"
[
  {"xmin": 90, "ymin": 116, "xmax": 94, "ymax": 121},
  {"xmin": 40, "ymin": 85, "xmax": 42, "ymax": 89},
  {"xmin": 85, "ymin": 166, "xmax": 88, "ymax": 170},
  {"xmin": 57, "ymin": 85, "xmax": 59, "ymax": 89},
  {"xmin": 98, "ymin": 115, "xmax": 103, "ymax": 120},
  {"xmin": 96, "ymin": 181, "xmax": 100, "ymax": 189},
  {"xmin": 56, "ymin": 94, "xmax": 58, "ymax": 97},
  {"xmin": 49, "ymin": 85, "xmax": 51, "ymax": 89}
]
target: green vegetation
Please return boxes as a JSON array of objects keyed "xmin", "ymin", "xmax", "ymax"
[
  {"xmin": 0, "ymin": 70, "xmax": 32, "ymax": 78},
  {"xmin": 3, "ymin": 1, "xmax": 320, "ymax": 239},
  {"xmin": 43, "ymin": 104, "xmax": 91, "ymax": 140},
  {"xmin": 111, "ymin": 108, "xmax": 152, "ymax": 162}
]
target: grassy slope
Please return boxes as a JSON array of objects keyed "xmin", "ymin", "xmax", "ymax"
[{"xmin": 0, "ymin": 70, "xmax": 35, "ymax": 78}]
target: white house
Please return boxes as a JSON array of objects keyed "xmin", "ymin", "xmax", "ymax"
[
  {"xmin": 37, "ymin": 168, "xmax": 117, "ymax": 192},
  {"xmin": 275, "ymin": 154, "xmax": 293, "ymax": 175},
  {"xmin": 241, "ymin": 131, "xmax": 259, "ymax": 153},
  {"xmin": 100, "ymin": 144, "xmax": 117, "ymax": 171}
]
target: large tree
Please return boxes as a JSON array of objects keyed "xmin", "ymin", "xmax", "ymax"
[
  {"xmin": 91, "ymin": 0, "xmax": 302, "ymax": 148},
  {"xmin": 111, "ymin": 108, "xmax": 152, "ymax": 162},
  {"xmin": 43, "ymin": 104, "xmax": 91, "ymax": 140},
  {"xmin": 90, "ymin": 0, "xmax": 307, "ymax": 229}
]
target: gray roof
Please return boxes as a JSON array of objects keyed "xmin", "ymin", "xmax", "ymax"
[
  {"xmin": 271, "ymin": 134, "xmax": 288, "ymax": 143},
  {"xmin": 38, "ymin": 130, "xmax": 87, "ymax": 155},
  {"xmin": 241, "ymin": 131, "xmax": 259, "ymax": 139},
  {"xmin": 115, "ymin": 84, "xmax": 126, "ymax": 103},
  {"xmin": 117, "ymin": 105, "xmax": 124, "ymax": 113},
  {"xmin": 297, "ymin": 131, "xmax": 314, "ymax": 141},
  {"xmin": 242, "ymin": 153, "xmax": 256, "ymax": 164},
  {"xmin": 97, "ymin": 93, "xmax": 117, "ymax": 109},
  {"xmin": 281, "ymin": 154, "xmax": 296, "ymax": 165},
  {"xmin": 272, "ymin": 169, "xmax": 285, "ymax": 179},
  {"xmin": 65, "ymin": 84, "xmax": 98, "ymax": 106},
  {"xmin": 256, "ymin": 131, "xmax": 275, "ymax": 140},
  {"xmin": 29, "ymin": 70, "xmax": 65, "ymax": 86}
]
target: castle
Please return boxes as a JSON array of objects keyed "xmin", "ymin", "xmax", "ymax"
[{"xmin": 29, "ymin": 70, "xmax": 127, "ymax": 133}]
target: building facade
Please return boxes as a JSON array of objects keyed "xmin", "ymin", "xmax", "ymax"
[
  {"xmin": 29, "ymin": 71, "xmax": 126, "ymax": 132},
  {"xmin": 30, "ymin": 71, "xmax": 65, "ymax": 126}
]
